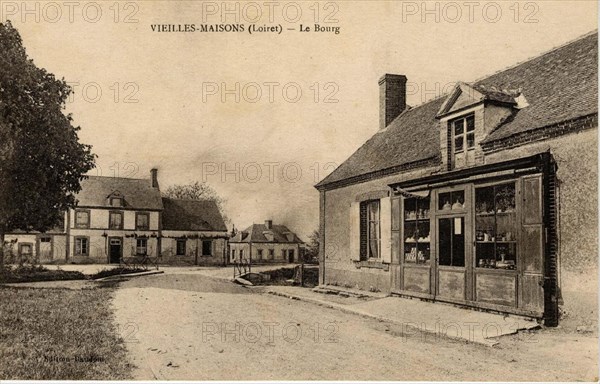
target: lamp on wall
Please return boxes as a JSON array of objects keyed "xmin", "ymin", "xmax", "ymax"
[{"xmin": 102, "ymin": 231, "xmax": 107, "ymax": 238}]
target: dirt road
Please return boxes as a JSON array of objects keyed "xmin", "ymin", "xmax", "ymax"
[{"xmin": 112, "ymin": 273, "xmax": 598, "ymax": 381}]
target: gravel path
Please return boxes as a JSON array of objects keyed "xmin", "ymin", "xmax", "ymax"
[{"xmin": 112, "ymin": 273, "xmax": 598, "ymax": 381}]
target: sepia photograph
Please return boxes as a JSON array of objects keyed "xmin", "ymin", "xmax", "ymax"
[{"xmin": 0, "ymin": 0, "xmax": 598, "ymax": 382}]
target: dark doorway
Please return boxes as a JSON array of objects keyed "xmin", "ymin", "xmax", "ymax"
[
  {"xmin": 288, "ymin": 249, "xmax": 295, "ymax": 263},
  {"xmin": 109, "ymin": 237, "xmax": 122, "ymax": 264}
]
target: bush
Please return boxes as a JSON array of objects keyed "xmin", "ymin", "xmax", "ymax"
[{"xmin": 0, "ymin": 265, "xmax": 86, "ymax": 283}]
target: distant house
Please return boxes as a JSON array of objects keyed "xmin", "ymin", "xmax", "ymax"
[
  {"xmin": 229, "ymin": 220, "xmax": 303, "ymax": 263},
  {"xmin": 160, "ymin": 198, "xmax": 228, "ymax": 265},
  {"xmin": 4, "ymin": 169, "xmax": 229, "ymax": 265}
]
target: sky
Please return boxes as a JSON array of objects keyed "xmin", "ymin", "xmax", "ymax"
[{"xmin": 3, "ymin": 0, "xmax": 597, "ymax": 239}]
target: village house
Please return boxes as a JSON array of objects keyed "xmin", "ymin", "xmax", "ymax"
[
  {"xmin": 5, "ymin": 169, "xmax": 229, "ymax": 266},
  {"xmin": 315, "ymin": 32, "xmax": 598, "ymax": 325},
  {"xmin": 229, "ymin": 220, "xmax": 303, "ymax": 264}
]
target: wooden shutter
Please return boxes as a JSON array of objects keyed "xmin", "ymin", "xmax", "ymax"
[
  {"xmin": 349, "ymin": 201, "xmax": 361, "ymax": 261},
  {"xmin": 520, "ymin": 174, "xmax": 544, "ymax": 313},
  {"xmin": 380, "ymin": 197, "xmax": 392, "ymax": 264}
]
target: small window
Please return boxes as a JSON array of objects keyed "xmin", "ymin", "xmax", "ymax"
[
  {"xmin": 40, "ymin": 236, "xmax": 51, "ymax": 243},
  {"xmin": 75, "ymin": 210, "xmax": 90, "ymax": 229},
  {"xmin": 202, "ymin": 240, "xmax": 212, "ymax": 256},
  {"xmin": 75, "ymin": 237, "xmax": 89, "ymax": 256},
  {"xmin": 451, "ymin": 114, "xmax": 475, "ymax": 154},
  {"xmin": 136, "ymin": 212, "xmax": 150, "ymax": 230},
  {"xmin": 360, "ymin": 200, "xmax": 381, "ymax": 260},
  {"xmin": 240, "ymin": 249, "xmax": 244, "ymax": 259},
  {"xmin": 136, "ymin": 238, "xmax": 147, "ymax": 255},
  {"xmin": 257, "ymin": 249, "xmax": 263, "ymax": 259},
  {"xmin": 19, "ymin": 243, "xmax": 33, "ymax": 256},
  {"xmin": 268, "ymin": 249, "xmax": 274, "ymax": 259},
  {"xmin": 110, "ymin": 197, "xmax": 123, "ymax": 207},
  {"xmin": 231, "ymin": 249, "xmax": 236, "ymax": 261},
  {"xmin": 176, "ymin": 239, "xmax": 186, "ymax": 256},
  {"xmin": 109, "ymin": 212, "xmax": 123, "ymax": 230},
  {"xmin": 282, "ymin": 249, "xmax": 286, "ymax": 259}
]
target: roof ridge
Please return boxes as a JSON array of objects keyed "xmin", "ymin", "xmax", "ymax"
[{"xmin": 85, "ymin": 175, "xmax": 149, "ymax": 181}]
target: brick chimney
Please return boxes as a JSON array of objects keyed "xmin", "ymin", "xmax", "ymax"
[
  {"xmin": 150, "ymin": 168, "xmax": 159, "ymax": 189},
  {"xmin": 265, "ymin": 220, "xmax": 273, "ymax": 229},
  {"xmin": 379, "ymin": 74, "xmax": 407, "ymax": 130}
]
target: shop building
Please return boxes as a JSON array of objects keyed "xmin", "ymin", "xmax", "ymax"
[{"xmin": 315, "ymin": 32, "xmax": 598, "ymax": 325}]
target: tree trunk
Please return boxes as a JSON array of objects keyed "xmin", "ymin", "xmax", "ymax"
[{"xmin": 0, "ymin": 230, "xmax": 5, "ymax": 271}]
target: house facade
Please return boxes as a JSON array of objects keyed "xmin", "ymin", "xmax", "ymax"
[
  {"xmin": 315, "ymin": 32, "xmax": 598, "ymax": 325},
  {"xmin": 229, "ymin": 220, "xmax": 303, "ymax": 264},
  {"xmin": 5, "ymin": 169, "xmax": 229, "ymax": 266},
  {"xmin": 159, "ymin": 198, "xmax": 228, "ymax": 266}
]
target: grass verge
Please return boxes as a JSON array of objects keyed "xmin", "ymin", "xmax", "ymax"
[{"xmin": 0, "ymin": 286, "xmax": 132, "ymax": 380}]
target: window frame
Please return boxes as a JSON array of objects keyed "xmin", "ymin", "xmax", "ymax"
[
  {"xmin": 257, "ymin": 249, "xmax": 263, "ymax": 260},
  {"xmin": 135, "ymin": 212, "xmax": 150, "ymax": 231},
  {"xmin": 108, "ymin": 211, "xmax": 124, "ymax": 230},
  {"xmin": 136, "ymin": 238, "xmax": 148, "ymax": 256},
  {"xmin": 360, "ymin": 199, "xmax": 381, "ymax": 260},
  {"xmin": 176, "ymin": 239, "xmax": 187, "ymax": 256},
  {"xmin": 110, "ymin": 197, "xmax": 123, "ymax": 207},
  {"xmin": 451, "ymin": 114, "xmax": 476, "ymax": 155},
  {"xmin": 74, "ymin": 209, "xmax": 91, "ymax": 229},
  {"xmin": 202, "ymin": 240, "xmax": 212, "ymax": 256},
  {"xmin": 268, "ymin": 249, "xmax": 274, "ymax": 259},
  {"xmin": 74, "ymin": 236, "xmax": 90, "ymax": 256}
]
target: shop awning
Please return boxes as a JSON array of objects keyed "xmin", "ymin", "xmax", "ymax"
[{"xmin": 392, "ymin": 187, "xmax": 430, "ymax": 199}]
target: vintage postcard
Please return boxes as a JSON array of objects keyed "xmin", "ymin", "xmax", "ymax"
[{"xmin": 0, "ymin": 0, "xmax": 597, "ymax": 382}]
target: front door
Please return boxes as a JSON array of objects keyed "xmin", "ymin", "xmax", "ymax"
[
  {"xmin": 109, "ymin": 237, "xmax": 122, "ymax": 264},
  {"xmin": 435, "ymin": 216, "xmax": 467, "ymax": 301},
  {"xmin": 38, "ymin": 236, "xmax": 53, "ymax": 262}
]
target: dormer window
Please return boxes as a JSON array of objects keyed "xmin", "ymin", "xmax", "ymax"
[
  {"xmin": 452, "ymin": 114, "xmax": 475, "ymax": 155},
  {"xmin": 110, "ymin": 197, "xmax": 123, "ymax": 207}
]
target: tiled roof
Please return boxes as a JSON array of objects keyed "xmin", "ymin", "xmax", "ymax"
[
  {"xmin": 316, "ymin": 31, "xmax": 598, "ymax": 188},
  {"xmin": 161, "ymin": 198, "xmax": 227, "ymax": 232},
  {"xmin": 230, "ymin": 223, "xmax": 303, "ymax": 243},
  {"xmin": 76, "ymin": 176, "xmax": 163, "ymax": 210}
]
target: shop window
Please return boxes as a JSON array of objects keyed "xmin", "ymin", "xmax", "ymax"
[
  {"xmin": 75, "ymin": 210, "xmax": 90, "ymax": 228},
  {"xmin": 202, "ymin": 240, "xmax": 212, "ymax": 256},
  {"xmin": 75, "ymin": 237, "xmax": 89, "ymax": 256},
  {"xmin": 403, "ymin": 197, "xmax": 430, "ymax": 264},
  {"xmin": 360, "ymin": 200, "xmax": 381, "ymax": 260},
  {"xmin": 438, "ymin": 217, "xmax": 465, "ymax": 267},
  {"xmin": 136, "ymin": 238, "xmax": 148, "ymax": 255},
  {"xmin": 109, "ymin": 211, "xmax": 123, "ymax": 230},
  {"xmin": 438, "ymin": 190, "xmax": 465, "ymax": 211},
  {"xmin": 136, "ymin": 212, "xmax": 150, "ymax": 230},
  {"xmin": 475, "ymin": 183, "xmax": 517, "ymax": 269},
  {"xmin": 176, "ymin": 239, "xmax": 186, "ymax": 256}
]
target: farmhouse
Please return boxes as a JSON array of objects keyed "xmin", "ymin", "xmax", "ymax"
[
  {"xmin": 229, "ymin": 220, "xmax": 303, "ymax": 264},
  {"xmin": 315, "ymin": 32, "xmax": 598, "ymax": 325},
  {"xmin": 5, "ymin": 169, "xmax": 229, "ymax": 266}
]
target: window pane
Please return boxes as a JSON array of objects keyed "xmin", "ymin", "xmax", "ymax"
[
  {"xmin": 404, "ymin": 197, "xmax": 431, "ymax": 264},
  {"xmin": 454, "ymin": 136, "xmax": 464, "ymax": 152},
  {"xmin": 467, "ymin": 133, "xmax": 475, "ymax": 148},
  {"xmin": 453, "ymin": 119, "xmax": 464, "ymax": 135},
  {"xmin": 76, "ymin": 211, "xmax": 89, "ymax": 227},
  {"xmin": 466, "ymin": 115, "xmax": 475, "ymax": 132},
  {"xmin": 438, "ymin": 218, "xmax": 465, "ymax": 267}
]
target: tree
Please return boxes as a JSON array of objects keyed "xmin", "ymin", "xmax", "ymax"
[
  {"xmin": 0, "ymin": 21, "xmax": 96, "ymax": 269},
  {"xmin": 163, "ymin": 181, "xmax": 230, "ymax": 224},
  {"xmin": 306, "ymin": 229, "xmax": 320, "ymax": 262}
]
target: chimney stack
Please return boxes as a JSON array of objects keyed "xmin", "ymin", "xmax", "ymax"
[
  {"xmin": 379, "ymin": 74, "xmax": 407, "ymax": 130},
  {"xmin": 150, "ymin": 168, "xmax": 159, "ymax": 189},
  {"xmin": 265, "ymin": 220, "xmax": 273, "ymax": 229}
]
